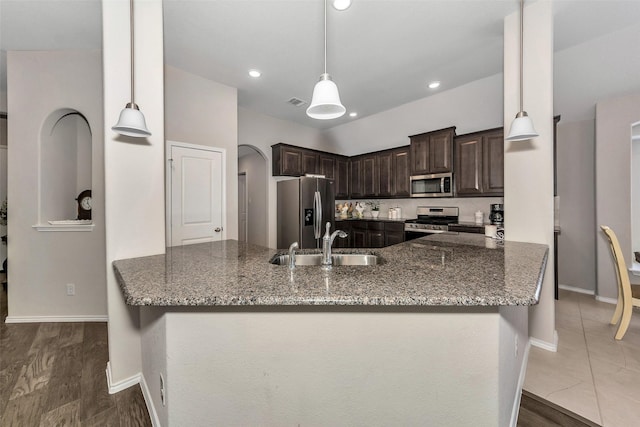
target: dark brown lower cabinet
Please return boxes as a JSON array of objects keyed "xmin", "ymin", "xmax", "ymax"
[{"xmin": 335, "ymin": 220, "xmax": 404, "ymax": 248}]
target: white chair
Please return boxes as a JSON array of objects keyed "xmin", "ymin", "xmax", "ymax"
[{"xmin": 600, "ymin": 225, "xmax": 640, "ymax": 340}]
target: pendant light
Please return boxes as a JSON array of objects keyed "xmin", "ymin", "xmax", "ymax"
[
  {"xmin": 306, "ymin": 0, "xmax": 346, "ymax": 120},
  {"xmin": 112, "ymin": 0, "xmax": 151, "ymax": 137},
  {"xmin": 506, "ymin": 0, "xmax": 538, "ymax": 141}
]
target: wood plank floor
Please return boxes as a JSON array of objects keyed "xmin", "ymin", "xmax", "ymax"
[{"xmin": 0, "ymin": 286, "xmax": 151, "ymax": 426}]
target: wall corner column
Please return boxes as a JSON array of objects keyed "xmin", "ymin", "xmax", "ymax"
[
  {"xmin": 102, "ymin": 0, "xmax": 166, "ymax": 388},
  {"xmin": 504, "ymin": 0, "xmax": 556, "ymax": 349}
]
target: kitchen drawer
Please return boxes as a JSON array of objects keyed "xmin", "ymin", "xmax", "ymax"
[
  {"xmin": 384, "ymin": 222, "xmax": 405, "ymax": 232},
  {"xmin": 368, "ymin": 222, "xmax": 384, "ymax": 231}
]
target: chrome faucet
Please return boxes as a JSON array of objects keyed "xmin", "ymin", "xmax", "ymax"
[
  {"xmin": 321, "ymin": 222, "xmax": 347, "ymax": 270},
  {"xmin": 288, "ymin": 242, "xmax": 299, "ymax": 270}
]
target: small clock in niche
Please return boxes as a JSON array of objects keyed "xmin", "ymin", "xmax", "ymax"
[{"xmin": 76, "ymin": 190, "xmax": 92, "ymax": 220}]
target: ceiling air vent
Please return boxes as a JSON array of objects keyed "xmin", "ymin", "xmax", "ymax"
[{"xmin": 287, "ymin": 97, "xmax": 307, "ymax": 107}]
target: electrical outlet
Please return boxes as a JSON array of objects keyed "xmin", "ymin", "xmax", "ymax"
[
  {"xmin": 160, "ymin": 373, "xmax": 166, "ymax": 406},
  {"xmin": 66, "ymin": 283, "xmax": 75, "ymax": 296}
]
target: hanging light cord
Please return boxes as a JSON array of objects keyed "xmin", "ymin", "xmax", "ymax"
[
  {"xmin": 130, "ymin": 0, "xmax": 135, "ymax": 106},
  {"xmin": 519, "ymin": 0, "xmax": 524, "ymax": 113},
  {"xmin": 323, "ymin": 0, "xmax": 327, "ymax": 75}
]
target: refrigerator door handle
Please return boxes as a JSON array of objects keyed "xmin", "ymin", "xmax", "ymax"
[
  {"xmin": 313, "ymin": 191, "xmax": 318, "ymax": 238},
  {"xmin": 316, "ymin": 190, "xmax": 322, "ymax": 239}
]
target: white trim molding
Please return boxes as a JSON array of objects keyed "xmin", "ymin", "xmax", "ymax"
[
  {"xmin": 32, "ymin": 223, "xmax": 95, "ymax": 232},
  {"xmin": 510, "ymin": 340, "xmax": 532, "ymax": 427},
  {"xmin": 4, "ymin": 315, "xmax": 108, "ymax": 323},
  {"xmin": 596, "ymin": 295, "xmax": 618, "ymax": 305},
  {"xmin": 140, "ymin": 374, "xmax": 161, "ymax": 427},
  {"xmin": 558, "ymin": 285, "xmax": 595, "ymax": 295},
  {"xmin": 106, "ymin": 361, "xmax": 141, "ymax": 394},
  {"xmin": 529, "ymin": 330, "xmax": 558, "ymax": 352}
]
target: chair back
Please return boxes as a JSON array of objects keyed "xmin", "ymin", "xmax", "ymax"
[{"xmin": 601, "ymin": 225, "xmax": 632, "ymax": 303}]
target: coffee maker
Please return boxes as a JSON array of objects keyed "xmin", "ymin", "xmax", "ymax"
[{"xmin": 489, "ymin": 204, "xmax": 504, "ymax": 225}]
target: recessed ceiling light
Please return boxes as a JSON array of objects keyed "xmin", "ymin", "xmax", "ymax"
[
  {"xmin": 349, "ymin": 112, "xmax": 358, "ymax": 118},
  {"xmin": 249, "ymin": 69, "xmax": 261, "ymax": 78},
  {"xmin": 333, "ymin": 0, "xmax": 352, "ymax": 11},
  {"xmin": 428, "ymin": 81, "xmax": 441, "ymax": 89}
]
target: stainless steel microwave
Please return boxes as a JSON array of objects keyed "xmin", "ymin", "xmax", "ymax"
[{"xmin": 410, "ymin": 172, "xmax": 453, "ymax": 198}]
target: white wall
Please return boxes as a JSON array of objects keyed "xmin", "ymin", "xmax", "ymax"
[
  {"xmin": 238, "ymin": 149, "xmax": 268, "ymax": 246},
  {"xmin": 103, "ymin": 0, "xmax": 166, "ymax": 388},
  {"xmin": 165, "ymin": 65, "xmax": 238, "ymax": 240},
  {"xmin": 324, "ymin": 74, "xmax": 504, "ymax": 157},
  {"xmin": 596, "ymin": 92, "xmax": 640, "ymax": 299},
  {"xmin": 155, "ymin": 308, "xmax": 522, "ymax": 426},
  {"xmin": 6, "ymin": 50, "xmax": 106, "ymax": 320},
  {"xmin": 557, "ymin": 119, "xmax": 596, "ymax": 293},
  {"xmin": 504, "ymin": 2, "xmax": 556, "ymax": 349},
  {"xmin": 238, "ymin": 107, "xmax": 326, "ymax": 248}
]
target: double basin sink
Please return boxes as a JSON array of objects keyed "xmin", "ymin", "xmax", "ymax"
[{"xmin": 270, "ymin": 253, "xmax": 378, "ymax": 266}]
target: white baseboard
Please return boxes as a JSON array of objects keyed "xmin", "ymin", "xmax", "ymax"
[
  {"xmin": 510, "ymin": 340, "xmax": 532, "ymax": 427},
  {"xmin": 105, "ymin": 361, "xmax": 141, "ymax": 394},
  {"xmin": 558, "ymin": 285, "xmax": 595, "ymax": 295},
  {"xmin": 596, "ymin": 295, "xmax": 618, "ymax": 305},
  {"xmin": 5, "ymin": 315, "xmax": 108, "ymax": 323},
  {"xmin": 529, "ymin": 330, "xmax": 558, "ymax": 352},
  {"xmin": 140, "ymin": 373, "xmax": 161, "ymax": 427}
]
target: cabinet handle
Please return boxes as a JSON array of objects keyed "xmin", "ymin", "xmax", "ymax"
[{"xmin": 214, "ymin": 227, "xmax": 222, "ymax": 232}]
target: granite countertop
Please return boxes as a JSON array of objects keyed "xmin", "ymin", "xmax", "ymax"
[{"xmin": 113, "ymin": 234, "xmax": 548, "ymax": 308}]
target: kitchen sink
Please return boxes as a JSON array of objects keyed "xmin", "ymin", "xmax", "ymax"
[{"xmin": 270, "ymin": 253, "xmax": 378, "ymax": 266}]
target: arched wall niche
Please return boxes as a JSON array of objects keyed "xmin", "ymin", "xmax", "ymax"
[{"xmin": 39, "ymin": 108, "xmax": 92, "ymax": 223}]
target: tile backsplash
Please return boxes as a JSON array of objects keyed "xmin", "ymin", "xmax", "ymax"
[{"xmin": 336, "ymin": 197, "xmax": 505, "ymax": 223}]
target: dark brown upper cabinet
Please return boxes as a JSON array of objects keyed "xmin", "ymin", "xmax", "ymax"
[
  {"xmin": 362, "ymin": 154, "xmax": 378, "ymax": 197},
  {"xmin": 335, "ymin": 157, "xmax": 350, "ymax": 199},
  {"xmin": 349, "ymin": 156, "xmax": 364, "ymax": 198},
  {"xmin": 392, "ymin": 147, "xmax": 411, "ymax": 197},
  {"xmin": 454, "ymin": 127, "xmax": 504, "ymax": 197},
  {"xmin": 409, "ymin": 127, "xmax": 456, "ymax": 175},
  {"xmin": 272, "ymin": 144, "xmax": 303, "ymax": 176}
]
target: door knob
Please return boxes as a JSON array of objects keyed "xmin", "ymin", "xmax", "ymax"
[{"xmin": 214, "ymin": 227, "xmax": 222, "ymax": 232}]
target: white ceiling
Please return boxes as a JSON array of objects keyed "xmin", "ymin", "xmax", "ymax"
[{"xmin": 1, "ymin": 0, "xmax": 640, "ymax": 129}]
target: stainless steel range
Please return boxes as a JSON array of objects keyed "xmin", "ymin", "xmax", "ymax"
[{"xmin": 404, "ymin": 206, "xmax": 459, "ymax": 240}]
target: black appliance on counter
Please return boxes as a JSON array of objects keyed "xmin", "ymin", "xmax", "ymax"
[
  {"xmin": 489, "ymin": 203, "xmax": 504, "ymax": 225},
  {"xmin": 404, "ymin": 206, "xmax": 459, "ymax": 241}
]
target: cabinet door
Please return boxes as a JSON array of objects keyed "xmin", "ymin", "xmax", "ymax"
[
  {"xmin": 454, "ymin": 135, "xmax": 483, "ymax": 196},
  {"xmin": 334, "ymin": 222, "xmax": 352, "ymax": 248},
  {"xmin": 362, "ymin": 155, "xmax": 378, "ymax": 197},
  {"xmin": 336, "ymin": 157, "xmax": 350, "ymax": 199},
  {"xmin": 482, "ymin": 129, "xmax": 504, "ymax": 196},
  {"xmin": 280, "ymin": 146, "xmax": 303, "ymax": 176},
  {"xmin": 319, "ymin": 154, "xmax": 336, "ymax": 180},
  {"xmin": 378, "ymin": 152, "xmax": 393, "ymax": 197},
  {"xmin": 369, "ymin": 230, "xmax": 385, "ymax": 248},
  {"xmin": 350, "ymin": 157, "xmax": 364, "ymax": 198},
  {"xmin": 384, "ymin": 231, "xmax": 405, "ymax": 246},
  {"xmin": 302, "ymin": 151, "xmax": 319, "ymax": 175},
  {"xmin": 392, "ymin": 147, "xmax": 410, "ymax": 197},
  {"xmin": 429, "ymin": 131, "xmax": 453, "ymax": 173},
  {"xmin": 410, "ymin": 136, "xmax": 429, "ymax": 175}
]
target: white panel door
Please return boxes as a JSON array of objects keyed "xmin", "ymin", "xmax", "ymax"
[{"xmin": 170, "ymin": 145, "xmax": 223, "ymax": 246}]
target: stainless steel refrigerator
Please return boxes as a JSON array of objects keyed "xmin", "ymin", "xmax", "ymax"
[{"xmin": 277, "ymin": 177, "xmax": 335, "ymax": 249}]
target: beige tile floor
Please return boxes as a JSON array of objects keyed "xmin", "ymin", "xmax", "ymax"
[{"xmin": 524, "ymin": 289, "xmax": 640, "ymax": 426}]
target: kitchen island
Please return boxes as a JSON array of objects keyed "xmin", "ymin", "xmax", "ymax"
[{"xmin": 114, "ymin": 234, "xmax": 548, "ymax": 426}]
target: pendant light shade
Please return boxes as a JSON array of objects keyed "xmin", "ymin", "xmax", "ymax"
[
  {"xmin": 506, "ymin": 111, "xmax": 538, "ymax": 141},
  {"xmin": 307, "ymin": 0, "xmax": 346, "ymax": 120},
  {"xmin": 307, "ymin": 73, "xmax": 346, "ymax": 119},
  {"xmin": 112, "ymin": 102, "xmax": 151, "ymax": 137},
  {"xmin": 112, "ymin": 0, "xmax": 151, "ymax": 138},
  {"xmin": 506, "ymin": 0, "xmax": 537, "ymax": 142}
]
